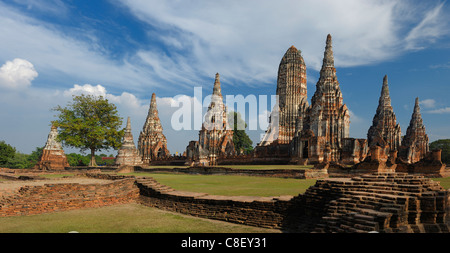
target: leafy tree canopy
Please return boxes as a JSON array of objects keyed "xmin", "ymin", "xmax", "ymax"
[
  {"xmin": 52, "ymin": 95, "xmax": 124, "ymax": 166},
  {"xmin": 228, "ymin": 111, "xmax": 254, "ymax": 154},
  {"xmin": 430, "ymin": 139, "xmax": 450, "ymax": 164},
  {"xmin": 0, "ymin": 140, "xmax": 16, "ymax": 166}
]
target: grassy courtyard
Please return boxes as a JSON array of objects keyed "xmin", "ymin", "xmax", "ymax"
[
  {"xmin": 123, "ymin": 172, "xmax": 319, "ymax": 196},
  {"xmin": 0, "ymin": 203, "xmax": 279, "ymax": 233}
]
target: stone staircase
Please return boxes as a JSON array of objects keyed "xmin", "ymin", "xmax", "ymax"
[{"xmin": 303, "ymin": 173, "xmax": 449, "ymax": 233}]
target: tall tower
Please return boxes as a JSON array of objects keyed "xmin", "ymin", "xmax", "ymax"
[
  {"xmin": 138, "ymin": 93, "xmax": 170, "ymax": 163},
  {"xmin": 367, "ymin": 75, "xmax": 402, "ymax": 152},
  {"xmin": 306, "ymin": 34, "xmax": 350, "ymax": 161},
  {"xmin": 276, "ymin": 45, "xmax": 308, "ymax": 144},
  {"xmin": 195, "ymin": 73, "xmax": 235, "ymax": 166},
  {"xmin": 400, "ymin": 97, "xmax": 429, "ymax": 163}
]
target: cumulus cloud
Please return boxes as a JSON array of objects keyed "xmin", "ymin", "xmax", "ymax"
[
  {"xmin": 63, "ymin": 84, "xmax": 148, "ymax": 115},
  {"xmin": 0, "ymin": 2, "xmax": 158, "ymax": 93},
  {"xmin": 427, "ymin": 107, "xmax": 450, "ymax": 114},
  {"xmin": 116, "ymin": 0, "xmax": 450, "ymax": 87},
  {"xmin": 419, "ymin": 98, "xmax": 436, "ymax": 109},
  {"xmin": 0, "ymin": 58, "xmax": 38, "ymax": 89},
  {"xmin": 63, "ymin": 84, "xmax": 107, "ymax": 97}
]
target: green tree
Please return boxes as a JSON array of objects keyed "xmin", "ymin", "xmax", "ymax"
[
  {"xmin": 28, "ymin": 147, "xmax": 44, "ymax": 167},
  {"xmin": 228, "ymin": 111, "xmax": 254, "ymax": 154},
  {"xmin": 6, "ymin": 152, "xmax": 33, "ymax": 169},
  {"xmin": 429, "ymin": 139, "xmax": 450, "ymax": 164},
  {"xmin": 0, "ymin": 141, "xmax": 16, "ymax": 166},
  {"xmin": 52, "ymin": 95, "xmax": 124, "ymax": 166}
]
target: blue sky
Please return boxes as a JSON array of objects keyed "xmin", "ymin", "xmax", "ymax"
[{"xmin": 0, "ymin": 0, "xmax": 449, "ymax": 155}]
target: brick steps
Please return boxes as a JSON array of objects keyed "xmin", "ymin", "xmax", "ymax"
[{"xmin": 303, "ymin": 173, "xmax": 449, "ymax": 233}]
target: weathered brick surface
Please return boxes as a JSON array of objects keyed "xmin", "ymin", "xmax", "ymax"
[
  {"xmin": 303, "ymin": 173, "xmax": 449, "ymax": 233},
  {"xmin": 0, "ymin": 175, "xmax": 139, "ymax": 217},
  {"xmin": 136, "ymin": 177, "xmax": 306, "ymax": 230}
]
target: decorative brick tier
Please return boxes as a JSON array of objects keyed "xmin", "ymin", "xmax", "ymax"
[{"xmin": 303, "ymin": 173, "xmax": 449, "ymax": 233}]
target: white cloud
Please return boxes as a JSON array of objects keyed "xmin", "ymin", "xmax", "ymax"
[
  {"xmin": 427, "ymin": 107, "xmax": 450, "ymax": 114},
  {"xmin": 0, "ymin": 58, "xmax": 38, "ymax": 89},
  {"xmin": 419, "ymin": 98, "xmax": 436, "ymax": 109},
  {"xmin": 0, "ymin": 2, "xmax": 158, "ymax": 92},
  {"xmin": 405, "ymin": 2, "xmax": 448, "ymax": 50},
  {"xmin": 116, "ymin": 0, "xmax": 450, "ymax": 87},
  {"xmin": 64, "ymin": 84, "xmax": 107, "ymax": 97}
]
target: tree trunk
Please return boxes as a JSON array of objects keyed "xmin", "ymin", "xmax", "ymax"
[{"xmin": 89, "ymin": 148, "xmax": 97, "ymax": 167}]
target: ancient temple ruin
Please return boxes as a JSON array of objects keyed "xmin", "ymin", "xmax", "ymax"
[
  {"xmin": 115, "ymin": 117, "xmax": 143, "ymax": 167},
  {"xmin": 256, "ymin": 34, "xmax": 366, "ymax": 164},
  {"xmin": 256, "ymin": 45, "xmax": 308, "ymax": 158},
  {"xmin": 275, "ymin": 45, "xmax": 308, "ymax": 145},
  {"xmin": 185, "ymin": 73, "xmax": 235, "ymax": 166},
  {"xmin": 35, "ymin": 124, "xmax": 70, "ymax": 170},
  {"xmin": 399, "ymin": 97, "xmax": 429, "ymax": 163},
  {"xmin": 367, "ymin": 75, "xmax": 402, "ymax": 155},
  {"xmin": 292, "ymin": 34, "xmax": 351, "ymax": 163},
  {"xmin": 138, "ymin": 93, "xmax": 170, "ymax": 164}
]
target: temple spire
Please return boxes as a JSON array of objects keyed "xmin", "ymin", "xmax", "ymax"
[
  {"xmin": 138, "ymin": 92, "xmax": 170, "ymax": 163},
  {"xmin": 213, "ymin": 73, "xmax": 222, "ymax": 97},
  {"xmin": 379, "ymin": 75, "xmax": 392, "ymax": 109},
  {"xmin": 367, "ymin": 74, "xmax": 401, "ymax": 151},
  {"xmin": 414, "ymin": 97, "xmax": 420, "ymax": 115},
  {"xmin": 149, "ymin": 93, "xmax": 158, "ymax": 116},
  {"xmin": 322, "ymin": 34, "xmax": 335, "ymax": 69},
  {"xmin": 126, "ymin": 116, "xmax": 131, "ymax": 132},
  {"xmin": 400, "ymin": 97, "xmax": 429, "ymax": 163}
]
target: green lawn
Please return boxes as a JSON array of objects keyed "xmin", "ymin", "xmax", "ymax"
[
  {"xmin": 142, "ymin": 165, "xmax": 314, "ymax": 170},
  {"xmin": 214, "ymin": 165, "xmax": 314, "ymax": 170},
  {"xmin": 432, "ymin": 177, "xmax": 450, "ymax": 189},
  {"xmin": 123, "ymin": 172, "xmax": 318, "ymax": 197},
  {"xmin": 0, "ymin": 203, "xmax": 279, "ymax": 233}
]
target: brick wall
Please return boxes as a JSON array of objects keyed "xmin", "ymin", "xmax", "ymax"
[
  {"xmin": 0, "ymin": 176, "xmax": 139, "ymax": 217},
  {"xmin": 135, "ymin": 177, "xmax": 310, "ymax": 231}
]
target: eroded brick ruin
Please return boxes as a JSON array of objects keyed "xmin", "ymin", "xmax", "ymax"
[
  {"xmin": 253, "ymin": 34, "xmax": 438, "ymax": 171},
  {"xmin": 35, "ymin": 125, "xmax": 70, "ymax": 170},
  {"xmin": 115, "ymin": 117, "xmax": 143, "ymax": 167},
  {"xmin": 185, "ymin": 73, "xmax": 235, "ymax": 166},
  {"xmin": 138, "ymin": 93, "xmax": 171, "ymax": 164},
  {"xmin": 303, "ymin": 173, "xmax": 449, "ymax": 233},
  {"xmin": 399, "ymin": 97, "xmax": 430, "ymax": 164}
]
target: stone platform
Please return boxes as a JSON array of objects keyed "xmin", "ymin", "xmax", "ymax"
[{"xmin": 303, "ymin": 173, "xmax": 449, "ymax": 233}]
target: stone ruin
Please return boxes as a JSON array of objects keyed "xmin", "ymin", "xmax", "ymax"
[
  {"xmin": 115, "ymin": 117, "xmax": 143, "ymax": 168},
  {"xmin": 399, "ymin": 97, "xmax": 430, "ymax": 164},
  {"xmin": 35, "ymin": 125, "xmax": 69, "ymax": 170},
  {"xmin": 185, "ymin": 73, "xmax": 235, "ymax": 166},
  {"xmin": 303, "ymin": 173, "xmax": 449, "ymax": 233},
  {"xmin": 138, "ymin": 93, "xmax": 171, "ymax": 164}
]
